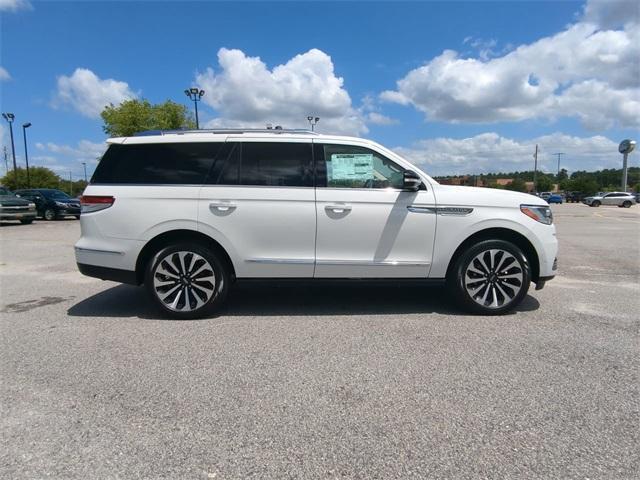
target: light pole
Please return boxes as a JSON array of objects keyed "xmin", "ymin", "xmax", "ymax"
[
  {"xmin": 82, "ymin": 162, "xmax": 88, "ymax": 182},
  {"xmin": 2, "ymin": 113, "xmax": 17, "ymax": 186},
  {"xmin": 22, "ymin": 122, "xmax": 32, "ymax": 188},
  {"xmin": 184, "ymin": 88, "xmax": 205, "ymax": 129},
  {"xmin": 618, "ymin": 139, "xmax": 636, "ymax": 192},
  {"xmin": 307, "ymin": 116, "xmax": 320, "ymax": 132}
]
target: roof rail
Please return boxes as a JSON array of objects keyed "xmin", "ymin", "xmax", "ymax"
[{"xmin": 133, "ymin": 128, "xmax": 319, "ymax": 137}]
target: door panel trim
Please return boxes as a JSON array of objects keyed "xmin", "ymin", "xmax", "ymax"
[
  {"xmin": 245, "ymin": 258, "xmax": 315, "ymax": 265},
  {"xmin": 316, "ymin": 259, "xmax": 430, "ymax": 267}
]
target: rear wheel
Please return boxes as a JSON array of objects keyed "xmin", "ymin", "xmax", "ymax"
[
  {"xmin": 622, "ymin": 201, "xmax": 632, "ymax": 208},
  {"xmin": 145, "ymin": 243, "xmax": 229, "ymax": 319},
  {"xmin": 448, "ymin": 240, "xmax": 531, "ymax": 315}
]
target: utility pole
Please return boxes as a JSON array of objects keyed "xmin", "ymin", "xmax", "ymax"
[
  {"xmin": 553, "ymin": 152, "xmax": 564, "ymax": 179},
  {"xmin": 82, "ymin": 162, "xmax": 88, "ymax": 182},
  {"xmin": 69, "ymin": 171, "xmax": 73, "ymax": 196},
  {"xmin": 533, "ymin": 144, "xmax": 538, "ymax": 193}
]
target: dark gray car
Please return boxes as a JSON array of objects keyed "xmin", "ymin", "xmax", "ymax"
[{"xmin": 0, "ymin": 186, "xmax": 37, "ymax": 224}]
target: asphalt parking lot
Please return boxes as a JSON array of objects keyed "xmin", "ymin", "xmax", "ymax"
[{"xmin": 1, "ymin": 203, "xmax": 638, "ymax": 479}]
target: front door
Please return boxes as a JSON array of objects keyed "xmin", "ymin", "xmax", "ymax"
[{"xmin": 313, "ymin": 142, "xmax": 437, "ymax": 278}]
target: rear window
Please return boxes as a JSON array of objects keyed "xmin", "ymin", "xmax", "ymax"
[{"xmin": 92, "ymin": 143, "xmax": 225, "ymax": 184}]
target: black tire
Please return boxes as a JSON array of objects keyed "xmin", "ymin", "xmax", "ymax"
[
  {"xmin": 44, "ymin": 208, "xmax": 57, "ymax": 220},
  {"xmin": 20, "ymin": 219, "xmax": 34, "ymax": 224},
  {"xmin": 592, "ymin": 200, "xmax": 601, "ymax": 207},
  {"xmin": 447, "ymin": 239, "xmax": 531, "ymax": 315},
  {"xmin": 622, "ymin": 201, "xmax": 631, "ymax": 208},
  {"xmin": 74, "ymin": 215, "xmax": 81, "ymax": 219},
  {"xmin": 144, "ymin": 243, "xmax": 229, "ymax": 319}
]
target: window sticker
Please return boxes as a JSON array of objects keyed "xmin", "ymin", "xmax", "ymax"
[{"xmin": 329, "ymin": 153, "xmax": 374, "ymax": 181}]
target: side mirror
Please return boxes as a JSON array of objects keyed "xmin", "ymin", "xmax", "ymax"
[{"xmin": 403, "ymin": 170, "xmax": 423, "ymax": 191}]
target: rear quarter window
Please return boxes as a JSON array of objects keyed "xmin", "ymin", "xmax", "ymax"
[{"xmin": 92, "ymin": 142, "xmax": 225, "ymax": 184}]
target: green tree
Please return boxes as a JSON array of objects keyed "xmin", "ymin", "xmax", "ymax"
[
  {"xmin": 557, "ymin": 168, "xmax": 568, "ymax": 182},
  {"xmin": 567, "ymin": 177, "xmax": 599, "ymax": 194},
  {"xmin": 1, "ymin": 167, "xmax": 62, "ymax": 190},
  {"xmin": 505, "ymin": 178, "xmax": 527, "ymax": 192},
  {"xmin": 101, "ymin": 99, "xmax": 196, "ymax": 137},
  {"xmin": 536, "ymin": 175, "xmax": 554, "ymax": 192}
]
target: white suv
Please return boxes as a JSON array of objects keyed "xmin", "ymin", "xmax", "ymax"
[{"xmin": 76, "ymin": 129, "xmax": 558, "ymax": 318}]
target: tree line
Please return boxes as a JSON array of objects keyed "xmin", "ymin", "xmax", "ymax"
[{"xmin": 436, "ymin": 167, "xmax": 640, "ymax": 194}]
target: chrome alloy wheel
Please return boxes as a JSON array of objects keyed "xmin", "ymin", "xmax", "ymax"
[
  {"xmin": 464, "ymin": 249, "xmax": 524, "ymax": 309},
  {"xmin": 152, "ymin": 251, "xmax": 216, "ymax": 312}
]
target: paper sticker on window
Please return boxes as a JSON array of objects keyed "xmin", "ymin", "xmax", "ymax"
[{"xmin": 330, "ymin": 154, "xmax": 374, "ymax": 181}]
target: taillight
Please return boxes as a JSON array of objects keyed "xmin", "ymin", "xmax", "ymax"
[{"xmin": 80, "ymin": 195, "xmax": 115, "ymax": 213}]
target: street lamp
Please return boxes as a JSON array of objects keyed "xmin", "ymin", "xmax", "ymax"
[
  {"xmin": 184, "ymin": 88, "xmax": 205, "ymax": 129},
  {"xmin": 618, "ymin": 139, "xmax": 636, "ymax": 191},
  {"xmin": 2, "ymin": 113, "xmax": 17, "ymax": 186},
  {"xmin": 306, "ymin": 116, "xmax": 320, "ymax": 132},
  {"xmin": 22, "ymin": 122, "xmax": 32, "ymax": 188}
]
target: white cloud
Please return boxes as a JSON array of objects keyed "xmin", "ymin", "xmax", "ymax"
[
  {"xmin": 53, "ymin": 68, "xmax": 136, "ymax": 118},
  {"xmin": 196, "ymin": 48, "xmax": 367, "ymax": 135},
  {"xmin": 0, "ymin": 67, "xmax": 11, "ymax": 81},
  {"xmin": 36, "ymin": 140, "xmax": 107, "ymax": 164},
  {"xmin": 381, "ymin": 0, "xmax": 640, "ymax": 130},
  {"xmin": 393, "ymin": 132, "xmax": 623, "ymax": 176},
  {"xmin": 0, "ymin": 0, "xmax": 32, "ymax": 12},
  {"xmin": 27, "ymin": 139, "xmax": 106, "ymax": 180},
  {"xmin": 366, "ymin": 112, "xmax": 398, "ymax": 125}
]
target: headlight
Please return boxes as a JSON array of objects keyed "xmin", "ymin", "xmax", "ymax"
[
  {"xmin": 28, "ymin": 202, "xmax": 36, "ymax": 210},
  {"xmin": 55, "ymin": 201, "xmax": 68, "ymax": 207},
  {"xmin": 520, "ymin": 204, "xmax": 553, "ymax": 225}
]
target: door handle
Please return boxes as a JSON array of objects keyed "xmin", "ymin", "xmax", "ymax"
[
  {"xmin": 209, "ymin": 201, "xmax": 236, "ymax": 212},
  {"xmin": 325, "ymin": 204, "xmax": 352, "ymax": 214}
]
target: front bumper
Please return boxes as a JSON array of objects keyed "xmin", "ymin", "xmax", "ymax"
[
  {"xmin": 0, "ymin": 210, "xmax": 37, "ymax": 220},
  {"xmin": 535, "ymin": 258, "xmax": 557, "ymax": 290}
]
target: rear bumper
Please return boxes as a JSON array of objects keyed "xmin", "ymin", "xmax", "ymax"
[{"xmin": 77, "ymin": 262, "xmax": 139, "ymax": 285}]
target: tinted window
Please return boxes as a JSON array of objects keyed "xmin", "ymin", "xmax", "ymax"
[
  {"xmin": 43, "ymin": 190, "xmax": 71, "ymax": 199},
  {"xmin": 239, "ymin": 142, "xmax": 313, "ymax": 187},
  {"xmin": 92, "ymin": 143, "xmax": 224, "ymax": 184},
  {"xmin": 318, "ymin": 144, "xmax": 404, "ymax": 189}
]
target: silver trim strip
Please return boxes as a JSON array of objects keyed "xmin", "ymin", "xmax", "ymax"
[
  {"xmin": 407, "ymin": 206, "xmax": 436, "ymax": 214},
  {"xmin": 74, "ymin": 247, "xmax": 124, "ymax": 256},
  {"xmin": 245, "ymin": 258, "xmax": 314, "ymax": 265},
  {"xmin": 316, "ymin": 260, "xmax": 430, "ymax": 267},
  {"xmin": 437, "ymin": 207, "xmax": 474, "ymax": 216}
]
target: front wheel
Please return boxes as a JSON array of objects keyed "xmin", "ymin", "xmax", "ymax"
[
  {"xmin": 20, "ymin": 219, "xmax": 34, "ymax": 224},
  {"xmin": 43, "ymin": 208, "xmax": 57, "ymax": 220},
  {"xmin": 145, "ymin": 243, "xmax": 230, "ymax": 319},
  {"xmin": 448, "ymin": 240, "xmax": 531, "ymax": 315},
  {"xmin": 592, "ymin": 200, "xmax": 601, "ymax": 207}
]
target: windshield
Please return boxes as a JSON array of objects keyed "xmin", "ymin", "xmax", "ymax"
[
  {"xmin": 0, "ymin": 187, "xmax": 14, "ymax": 196},
  {"xmin": 44, "ymin": 190, "xmax": 72, "ymax": 199}
]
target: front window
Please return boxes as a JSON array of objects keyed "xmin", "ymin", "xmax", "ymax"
[
  {"xmin": 321, "ymin": 144, "xmax": 404, "ymax": 189},
  {"xmin": 0, "ymin": 187, "xmax": 14, "ymax": 196}
]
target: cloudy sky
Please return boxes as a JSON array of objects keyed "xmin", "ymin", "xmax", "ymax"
[{"xmin": 0, "ymin": 0, "xmax": 638, "ymax": 179}]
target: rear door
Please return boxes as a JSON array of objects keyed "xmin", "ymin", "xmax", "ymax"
[{"xmin": 198, "ymin": 138, "xmax": 316, "ymax": 278}]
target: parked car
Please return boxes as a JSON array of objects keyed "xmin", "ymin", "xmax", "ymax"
[
  {"xmin": 583, "ymin": 191, "xmax": 636, "ymax": 208},
  {"xmin": 76, "ymin": 128, "xmax": 558, "ymax": 318},
  {"xmin": 548, "ymin": 194, "xmax": 563, "ymax": 204},
  {"xmin": 540, "ymin": 192, "xmax": 552, "ymax": 200},
  {"xmin": 15, "ymin": 188, "xmax": 81, "ymax": 220},
  {"xmin": 0, "ymin": 186, "xmax": 37, "ymax": 224},
  {"xmin": 565, "ymin": 191, "xmax": 587, "ymax": 203}
]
